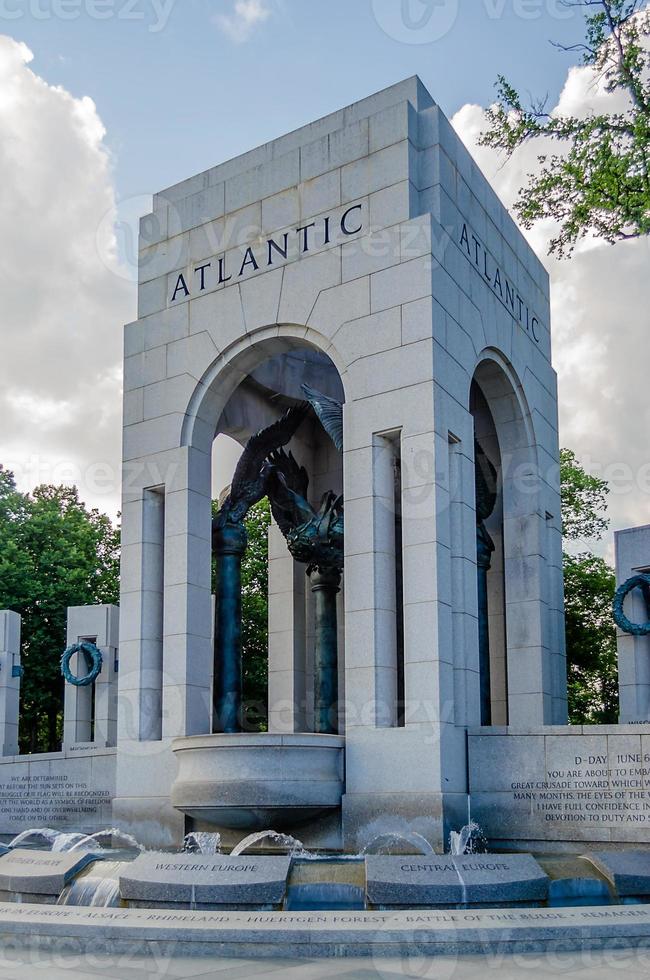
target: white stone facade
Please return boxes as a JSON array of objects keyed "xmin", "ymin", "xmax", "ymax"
[{"xmin": 112, "ymin": 76, "xmax": 566, "ymax": 850}]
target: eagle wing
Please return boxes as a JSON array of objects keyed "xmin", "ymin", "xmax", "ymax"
[
  {"xmin": 301, "ymin": 384, "xmax": 344, "ymax": 453},
  {"xmin": 266, "ymin": 449, "xmax": 312, "ymax": 537},
  {"xmin": 230, "ymin": 405, "xmax": 307, "ymax": 502},
  {"xmin": 267, "ymin": 449, "xmax": 309, "ymax": 500}
]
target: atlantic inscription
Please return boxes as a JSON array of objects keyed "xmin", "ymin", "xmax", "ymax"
[
  {"xmin": 459, "ymin": 222, "xmax": 543, "ymax": 344},
  {"xmin": 169, "ymin": 205, "xmax": 364, "ymax": 303}
]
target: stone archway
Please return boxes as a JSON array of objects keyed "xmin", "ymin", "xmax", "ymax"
[
  {"xmin": 168, "ymin": 326, "xmax": 349, "ymax": 837},
  {"xmin": 180, "ymin": 326, "xmax": 348, "ymax": 738},
  {"xmin": 181, "ymin": 325, "xmax": 347, "ymax": 457},
  {"xmin": 470, "ymin": 351, "xmax": 555, "ymax": 727}
]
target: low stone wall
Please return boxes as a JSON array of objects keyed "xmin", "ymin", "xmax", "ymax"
[
  {"xmin": 1, "ymin": 902, "xmax": 650, "ymax": 957},
  {"xmin": 0, "ymin": 745, "xmax": 116, "ymax": 837},
  {"xmin": 468, "ymin": 725, "xmax": 650, "ymax": 849}
]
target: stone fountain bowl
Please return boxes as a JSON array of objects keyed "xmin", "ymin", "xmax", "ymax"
[{"xmin": 170, "ymin": 733, "xmax": 345, "ymax": 831}]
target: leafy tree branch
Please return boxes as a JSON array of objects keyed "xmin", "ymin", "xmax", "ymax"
[{"xmin": 480, "ymin": 1, "xmax": 650, "ymax": 255}]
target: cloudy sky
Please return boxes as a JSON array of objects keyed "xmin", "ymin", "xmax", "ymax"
[{"xmin": 0, "ymin": 1, "xmax": 648, "ymax": 558}]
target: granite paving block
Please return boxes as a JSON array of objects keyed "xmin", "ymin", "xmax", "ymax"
[
  {"xmin": 452, "ymin": 854, "xmax": 549, "ymax": 904},
  {"xmin": 365, "ymin": 856, "xmax": 463, "ymax": 906},
  {"xmin": 0, "ymin": 848, "xmax": 100, "ymax": 895},
  {"xmin": 585, "ymin": 851, "xmax": 650, "ymax": 896},
  {"xmin": 119, "ymin": 852, "xmax": 292, "ymax": 905}
]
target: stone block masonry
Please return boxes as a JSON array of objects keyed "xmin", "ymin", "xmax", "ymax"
[
  {"xmin": 120, "ymin": 74, "xmax": 564, "ymax": 852},
  {"xmin": 469, "ymin": 725, "xmax": 650, "ymax": 848},
  {"xmin": 0, "ymin": 903, "xmax": 649, "ymax": 958}
]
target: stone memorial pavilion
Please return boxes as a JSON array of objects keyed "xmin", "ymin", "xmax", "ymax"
[
  {"xmin": 119, "ymin": 73, "xmax": 564, "ymax": 852},
  {"xmin": 1, "ymin": 77, "xmax": 649, "ymax": 863}
]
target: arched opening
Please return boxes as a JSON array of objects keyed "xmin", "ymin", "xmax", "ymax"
[
  {"xmin": 470, "ymin": 379, "xmax": 506, "ymax": 725},
  {"xmin": 184, "ymin": 329, "xmax": 346, "ymax": 739},
  {"xmin": 470, "ymin": 353, "xmax": 538, "ymax": 727}
]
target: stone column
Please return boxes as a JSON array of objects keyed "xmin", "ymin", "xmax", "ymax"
[
  {"xmin": 63, "ymin": 605, "xmax": 119, "ymax": 748},
  {"xmin": 0, "ymin": 611, "xmax": 21, "ymax": 757},
  {"xmin": 311, "ymin": 568, "xmax": 341, "ymax": 735},
  {"xmin": 115, "ymin": 445, "xmax": 212, "ymax": 848},
  {"xmin": 449, "ymin": 428, "xmax": 481, "ymax": 729},
  {"xmin": 213, "ymin": 522, "xmax": 247, "ymax": 733},
  {"xmin": 161, "ymin": 449, "xmax": 213, "ymax": 741},
  {"xmin": 615, "ymin": 526, "xmax": 650, "ymax": 722},
  {"xmin": 342, "ymin": 375, "xmax": 469, "ymax": 853},
  {"xmin": 118, "ymin": 484, "xmax": 165, "ymax": 744},
  {"xmin": 267, "ymin": 522, "xmax": 307, "ymax": 733},
  {"xmin": 371, "ymin": 434, "xmax": 399, "ymax": 728},
  {"xmin": 476, "ymin": 523, "xmax": 495, "ymax": 726}
]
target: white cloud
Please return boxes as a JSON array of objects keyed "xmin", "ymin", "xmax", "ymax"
[
  {"xmin": 0, "ymin": 35, "xmax": 135, "ymax": 520},
  {"xmin": 452, "ymin": 55, "xmax": 650, "ymax": 546},
  {"xmin": 214, "ymin": 0, "xmax": 271, "ymax": 42},
  {"xmin": 1, "ymin": 25, "xmax": 646, "ymax": 552}
]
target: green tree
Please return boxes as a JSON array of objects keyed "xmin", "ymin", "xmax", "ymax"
[
  {"xmin": 239, "ymin": 499, "xmax": 271, "ymax": 731},
  {"xmin": 0, "ymin": 468, "xmax": 120, "ymax": 753},
  {"xmin": 0, "ymin": 470, "xmax": 32, "ymax": 612},
  {"xmin": 212, "ymin": 498, "xmax": 271, "ymax": 731},
  {"xmin": 560, "ymin": 447, "xmax": 609, "ymax": 540},
  {"xmin": 563, "ymin": 552, "xmax": 618, "ymax": 722},
  {"xmin": 480, "ymin": 0, "xmax": 650, "ymax": 256},
  {"xmin": 560, "ymin": 449, "xmax": 618, "ymax": 722}
]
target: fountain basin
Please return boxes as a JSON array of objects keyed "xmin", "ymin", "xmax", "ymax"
[{"xmin": 171, "ymin": 733, "xmax": 345, "ymax": 831}]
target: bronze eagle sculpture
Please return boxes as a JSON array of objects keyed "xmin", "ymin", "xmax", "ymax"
[{"xmin": 214, "ymin": 405, "xmax": 307, "ymax": 532}]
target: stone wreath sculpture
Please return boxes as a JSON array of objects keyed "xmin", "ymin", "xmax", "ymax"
[
  {"xmin": 613, "ymin": 573, "xmax": 650, "ymax": 636},
  {"xmin": 61, "ymin": 640, "xmax": 103, "ymax": 687}
]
